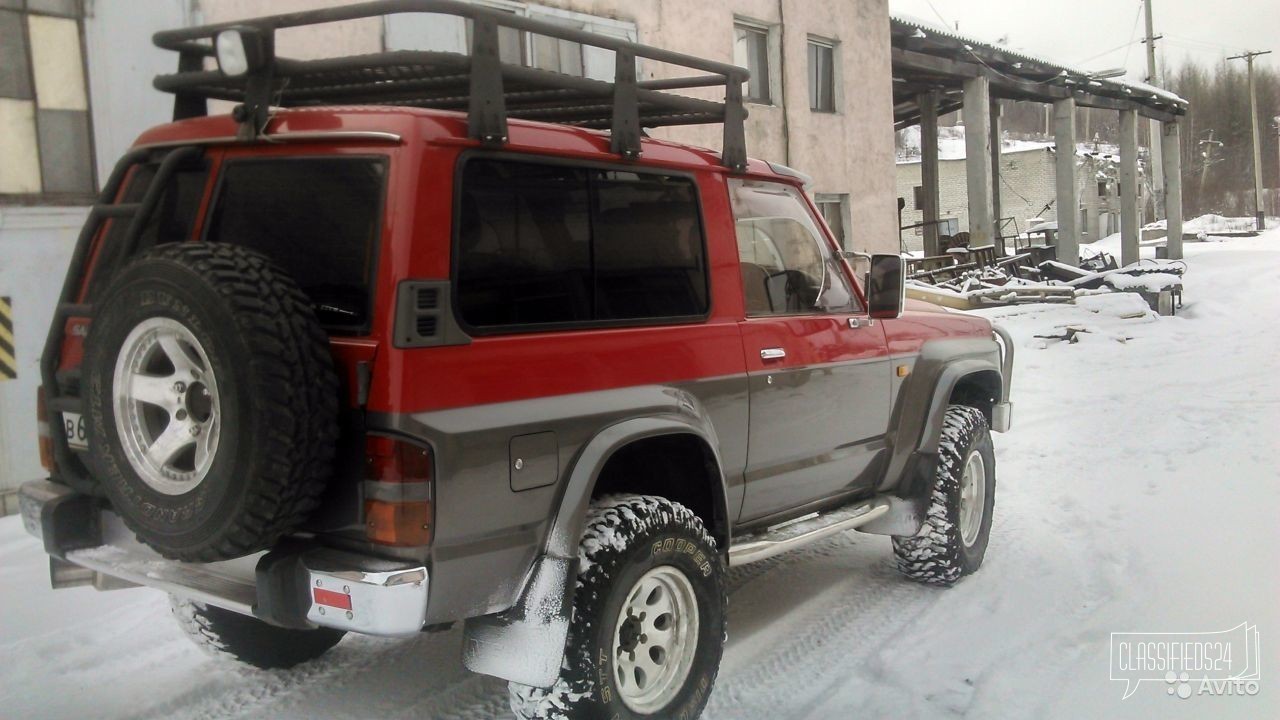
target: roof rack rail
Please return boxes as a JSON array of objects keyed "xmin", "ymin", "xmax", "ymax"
[{"xmin": 152, "ymin": 0, "xmax": 750, "ymax": 170}]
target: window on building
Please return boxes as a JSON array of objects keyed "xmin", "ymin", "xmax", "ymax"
[
  {"xmin": 730, "ymin": 179, "xmax": 856, "ymax": 316},
  {"xmin": 0, "ymin": 0, "xmax": 95, "ymax": 198},
  {"xmin": 815, "ymin": 193, "xmax": 849, "ymax": 249},
  {"xmin": 913, "ymin": 185, "xmax": 925, "ymax": 211},
  {"xmin": 733, "ymin": 20, "xmax": 774, "ymax": 104},
  {"xmin": 457, "ymin": 158, "xmax": 708, "ymax": 330},
  {"xmin": 391, "ymin": 2, "xmax": 635, "ymax": 83},
  {"xmin": 807, "ymin": 37, "xmax": 837, "ymax": 113}
]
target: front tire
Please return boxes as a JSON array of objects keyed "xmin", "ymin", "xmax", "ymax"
[
  {"xmin": 893, "ymin": 405, "xmax": 996, "ymax": 586},
  {"xmin": 170, "ymin": 596, "xmax": 345, "ymax": 669},
  {"xmin": 509, "ymin": 495, "xmax": 725, "ymax": 720}
]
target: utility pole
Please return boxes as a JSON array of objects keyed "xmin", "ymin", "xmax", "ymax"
[
  {"xmin": 1198, "ymin": 129, "xmax": 1221, "ymax": 204},
  {"xmin": 1143, "ymin": 0, "xmax": 1164, "ymax": 221},
  {"xmin": 1228, "ymin": 50, "xmax": 1273, "ymax": 230}
]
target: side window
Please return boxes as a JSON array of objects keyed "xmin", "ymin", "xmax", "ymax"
[
  {"xmin": 456, "ymin": 158, "xmax": 707, "ymax": 331},
  {"xmin": 729, "ymin": 179, "xmax": 855, "ymax": 317},
  {"xmin": 457, "ymin": 161, "xmax": 592, "ymax": 328}
]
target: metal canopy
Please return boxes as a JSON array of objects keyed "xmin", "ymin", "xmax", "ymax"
[
  {"xmin": 152, "ymin": 0, "xmax": 750, "ymax": 170},
  {"xmin": 890, "ymin": 17, "xmax": 1188, "ymax": 129}
]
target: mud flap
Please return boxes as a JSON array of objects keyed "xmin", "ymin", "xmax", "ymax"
[
  {"xmin": 462, "ymin": 555, "xmax": 575, "ymax": 687},
  {"xmin": 858, "ymin": 454, "xmax": 935, "ymax": 537}
]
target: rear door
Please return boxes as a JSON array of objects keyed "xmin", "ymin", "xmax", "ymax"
[{"xmin": 731, "ymin": 178, "xmax": 892, "ymax": 522}]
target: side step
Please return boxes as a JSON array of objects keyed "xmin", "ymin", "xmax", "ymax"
[{"xmin": 728, "ymin": 497, "xmax": 891, "ymax": 567}]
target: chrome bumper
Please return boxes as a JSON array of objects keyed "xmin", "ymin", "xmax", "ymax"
[{"xmin": 20, "ymin": 479, "xmax": 428, "ymax": 637}]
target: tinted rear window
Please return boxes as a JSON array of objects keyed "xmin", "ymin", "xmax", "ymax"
[
  {"xmin": 205, "ymin": 157, "xmax": 385, "ymax": 330},
  {"xmin": 456, "ymin": 158, "xmax": 707, "ymax": 331}
]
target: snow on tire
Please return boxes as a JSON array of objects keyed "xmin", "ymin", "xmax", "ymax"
[
  {"xmin": 170, "ymin": 596, "xmax": 345, "ymax": 670},
  {"xmin": 893, "ymin": 405, "xmax": 996, "ymax": 586},
  {"xmin": 509, "ymin": 494, "xmax": 726, "ymax": 720}
]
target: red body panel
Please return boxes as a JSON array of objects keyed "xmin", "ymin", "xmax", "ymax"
[{"xmin": 60, "ymin": 107, "xmax": 989, "ymax": 415}]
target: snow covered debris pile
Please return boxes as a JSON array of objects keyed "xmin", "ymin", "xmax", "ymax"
[
  {"xmin": 1104, "ymin": 272, "xmax": 1182, "ymax": 293},
  {"xmin": 907, "ymin": 251, "xmax": 1187, "ymax": 314}
]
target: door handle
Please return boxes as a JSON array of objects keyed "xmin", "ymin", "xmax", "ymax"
[
  {"xmin": 760, "ymin": 348, "xmax": 786, "ymax": 361},
  {"xmin": 848, "ymin": 317, "xmax": 874, "ymax": 329}
]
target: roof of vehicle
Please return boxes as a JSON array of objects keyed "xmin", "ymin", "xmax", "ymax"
[{"xmin": 131, "ymin": 106, "xmax": 781, "ymax": 177}]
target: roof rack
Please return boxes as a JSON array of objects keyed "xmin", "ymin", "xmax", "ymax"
[{"xmin": 152, "ymin": 0, "xmax": 750, "ymax": 170}]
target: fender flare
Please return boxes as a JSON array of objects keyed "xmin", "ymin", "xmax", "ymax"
[
  {"xmin": 918, "ymin": 358, "xmax": 1003, "ymax": 454},
  {"xmin": 862, "ymin": 340, "xmax": 1004, "ymax": 537},
  {"xmin": 545, "ymin": 413, "xmax": 732, "ymax": 560},
  {"xmin": 464, "ymin": 410, "xmax": 732, "ymax": 688}
]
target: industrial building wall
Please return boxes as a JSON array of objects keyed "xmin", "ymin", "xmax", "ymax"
[
  {"xmin": 0, "ymin": 0, "xmax": 190, "ymax": 505},
  {"xmin": 896, "ymin": 149, "xmax": 1060, "ymax": 251},
  {"xmin": 895, "ymin": 147, "xmax": 1132, "ymax": 253},
  {"xmin": 201, "ymin": 0, "xmax": 899, "ymax": 254}
]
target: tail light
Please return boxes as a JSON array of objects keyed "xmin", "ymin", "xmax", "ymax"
[
  {"xmin": 363, "ymin": 436, "xmax": 433, "ymax": 547},
  {"xmin": 37, "ymin": 386, "xmax": 55, "ymax": 472}
]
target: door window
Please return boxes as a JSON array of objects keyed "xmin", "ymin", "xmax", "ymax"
[{"xmin": 729, "ymin": 179, "xmax": 855, "ymax": 316}]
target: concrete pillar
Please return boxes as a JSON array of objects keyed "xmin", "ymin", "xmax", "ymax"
[
  {"xmin": 990, "ymin": 97, "xmax": 1003, "ymax": 251},
  {"xmin": 919, "ymin": 92, "xmax": 941, "ymax": 257},
  {"xmin": 1053, "ymin": 97, "xmax": 1080, "ymax": 265},
  {"xmin": 1149, "ymin": 118, "xmax": 1164, "ymax": 220},
  {"xmin": 1161, "ymin": 120, "xmax": 1184, "ymax": 260},
  {"xmin": 963, "ymin": 75, "xmax": 995, "ymax": 251},
  {"xmin": 1119, "ymin": 109, "xmax": 1140, "ymax": 266}
]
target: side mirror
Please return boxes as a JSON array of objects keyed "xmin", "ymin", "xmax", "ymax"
[{"xmin": 867, "ymin": 253, "xmax": 905, "ymax": 319}]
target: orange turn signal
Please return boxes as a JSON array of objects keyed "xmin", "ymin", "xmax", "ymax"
[
  {"xmin": 37, "ymin": 386, "xmax": 55, "ymax": 472},
  {"xmin": 364, "ymin": 499, "xmax": 433, "ymax": 547}
]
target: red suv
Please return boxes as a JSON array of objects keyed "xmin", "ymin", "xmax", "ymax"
[{"xmin": 21, "ymin": 4, "xmax": 1012, "ymax": 719}]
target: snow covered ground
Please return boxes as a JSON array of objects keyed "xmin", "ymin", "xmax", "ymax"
[{"xmin": 2, "ymin": 231, "xmax": 1278, "ymax": 719}]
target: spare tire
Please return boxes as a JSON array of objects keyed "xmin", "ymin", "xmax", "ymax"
[{"xmin": 83, "ymin": 242, "xmax": 339, "ymax": 561}]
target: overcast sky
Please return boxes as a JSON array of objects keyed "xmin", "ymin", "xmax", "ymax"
[{"xmin": 889, "ymin": 0, "xmax": 1279, "ymax": 82}]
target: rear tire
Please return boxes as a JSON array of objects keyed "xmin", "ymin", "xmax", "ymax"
[
  {"xmin": 509, "ymin": 495, "xmax": 725, "ymax": 720},
  {"xmin": 892, "ymin": 405, "xmax": 996, "ymax": 586},
  {"xmin": 170, "ymin": 596, "xmax": 345, "ymax": 669}
]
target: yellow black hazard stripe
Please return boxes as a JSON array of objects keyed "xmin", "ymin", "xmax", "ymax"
[{"xmin": 0, "ymin": 297, "xmax": 14, "ymax": 380}]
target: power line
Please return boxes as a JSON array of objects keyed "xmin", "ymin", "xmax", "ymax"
[
  {"xmin": 1120, "ymin": 2, "xmax": 1144, "ymax": 70},
  {"xmin": 1075, "ymin": 38, "xmax": 1145, "ymax": 67},
  {"xmin": 922, "ymin": 0, "xmax": 952, "ymax": 31}
]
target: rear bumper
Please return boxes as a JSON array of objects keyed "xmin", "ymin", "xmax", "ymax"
[{"xmin": 20, "ymin": 479, "xmax": 428, "ymax": 636}]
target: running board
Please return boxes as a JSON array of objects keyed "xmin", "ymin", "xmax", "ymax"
[{"xmin": 728, "ymin": 498, "xmax": 891, "ymax": 567}]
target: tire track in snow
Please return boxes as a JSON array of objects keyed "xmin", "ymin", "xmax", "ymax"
[
  {"xmin": 707, "ymin": 533, "xmax": 924, "ymax": 720},
  {"xmin": 135, "ymin": 632, "xmax": 454, "ymax": 720}
]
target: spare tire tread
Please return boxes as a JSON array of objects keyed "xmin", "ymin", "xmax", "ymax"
[{"xmin": 97, "ymin": 242, "xmax": 338, "ymax": 561}]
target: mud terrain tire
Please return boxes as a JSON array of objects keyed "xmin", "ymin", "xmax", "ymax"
[
  {"xmin": 509, "ymin": 495, "xmax": 726, "ymax": 720},
  {"xmin": 171, "ymin": 596, "xmax": 345, "ymax": 669},
  {"xmin": 84, "ymin": 242, "xmax": 338, "ymax": 561},
  {"xmin": 893, "ymin": 405, "xmax": 996, "ymax": 586}
]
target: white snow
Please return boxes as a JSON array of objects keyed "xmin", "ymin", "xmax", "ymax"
[
  {"xmin": 1104, "ymin": 272, "xmax": 1182, "ymax": 293},
  {"xmin": 1, "ymin": 233, "xmax": 1278, "ymax": 719}
]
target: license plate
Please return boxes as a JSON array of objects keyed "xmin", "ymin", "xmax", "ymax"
[{"xmin": 62, "ymin": 412, "xmax": 88, "ymax": 450}]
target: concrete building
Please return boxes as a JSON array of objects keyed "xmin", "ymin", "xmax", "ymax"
[
  {"xmin": 895, "ymin": 141, "xmax": 1133, "ymax": 253},
  {"xmin": 0, "ymin": 0, "xmax": 897, "ymax": 506}
]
